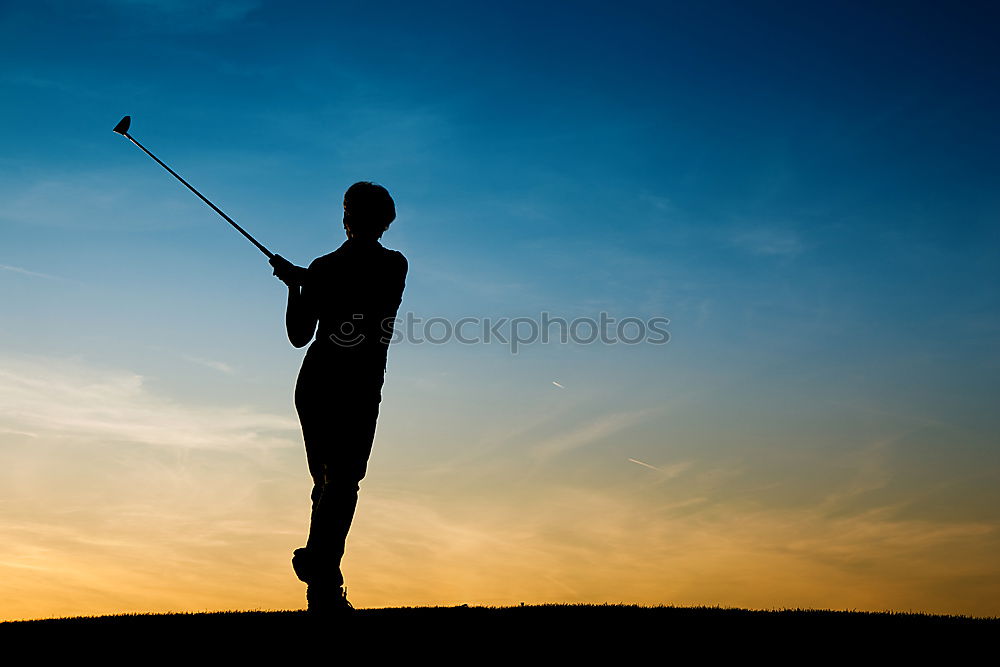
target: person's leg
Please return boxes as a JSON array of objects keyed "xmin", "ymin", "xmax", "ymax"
[
  {"xmin": 306, "ymin": 399, "xmax": 379, "ymax": 584},
  {"xmin": 293, "ymin": 364, "xmax": 383, "ymax": 597}
]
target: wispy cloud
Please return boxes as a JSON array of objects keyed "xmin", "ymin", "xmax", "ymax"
[
  {"xmin": 346, "ymin": 473, "xmax": 1000, "ymax": 615},
  {"xmin": 181, "ymin": 355, "xmax": 236, "ymax": 374},
  {"xmin": 0, "ymin": 427, "xmax": 39, "ymax": 438},
  {"xmin": 0, "ymin": 355, "xmax": 296, "ymax": 450},
  {"xmin": 0, "ymin": 264, "xmax": 58, "ymax": 280},
  {"xmin": 0, "ymin": 173, "xmax": 197, "ymax": 231},
  {"xmin": 533, "ymin": 408, "xmax": 656, "ymax": 461},
  {"xmin": 1, "ymin": 356, "xmax": 998, "ymax": 619},
  {"xmin": 0, "ymin": 354, "xmax": 304, "ymax": 621}
]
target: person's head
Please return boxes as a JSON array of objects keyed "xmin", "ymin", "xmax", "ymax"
[{"xmin": 343, "ymin": 181, "xmax": 396, "ymax": 241}]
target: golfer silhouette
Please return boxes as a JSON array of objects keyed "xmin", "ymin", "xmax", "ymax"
[{"xmin": 270, "ymin": 182, "xmax": 407, "ymax": 613}]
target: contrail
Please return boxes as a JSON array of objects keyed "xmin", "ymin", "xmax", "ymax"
[
  {"xmin": 628, "ymin": 457, "xmax": 661, "ymax": 471},
  {"xmin": 551, "ymin": 381, "xmax": 565, "ymax": 389}
]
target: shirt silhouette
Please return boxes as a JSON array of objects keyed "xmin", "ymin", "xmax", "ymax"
[{"xmin": 271, "ymin": 182, "xmax": 406, "ymax": 613}]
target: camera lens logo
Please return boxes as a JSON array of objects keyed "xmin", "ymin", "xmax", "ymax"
[{"xmin": 328, "ymin": 314, "xmax": 365, "ymax": 347}]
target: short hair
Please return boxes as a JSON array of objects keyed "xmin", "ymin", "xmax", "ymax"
[{"xmin": 344, "ymin": 181, "xmax": 396, "ymax": 239}]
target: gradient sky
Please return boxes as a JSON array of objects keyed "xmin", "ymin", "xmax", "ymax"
[{"xmin": 2, "ymin": 0, "xmax": 999, "ymax": 620}]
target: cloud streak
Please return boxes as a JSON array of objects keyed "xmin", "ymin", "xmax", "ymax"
[
  {"xmin": 344, "ymin": 474, "xmax": 1000, "ymax": 616},
  {"xmin": 181, "ymin": 355, "xmax": 236, "ymax": 374},
  {"xmin": 1, "ymin": 356, "xmax": 998, "ymax": 620},
  {"xmin": 0, "ymin": 354, "xmax": 305, "ymax": 621},
  {"xmin": 532, "ymin": 408, "xmax": 657, "ymax": 461},
  {"xmin": 628, "ymin": 457, "xmax": 660, "ymax": 471},
  {"xmin": 0, "ymin": 264, "xmax": 58, "ymax": 280},
  {"xmin": 0, "ymin": 355, "xmax": 297, "ymax": 450}
]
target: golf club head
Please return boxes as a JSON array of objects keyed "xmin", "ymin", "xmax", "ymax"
[{"xmin": 112, "ymin": 116, "xmax": 131, "ymax": 136}]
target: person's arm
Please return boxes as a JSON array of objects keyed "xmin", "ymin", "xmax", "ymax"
[
  {"xmin": 377, "ymin": 252, "xmax": 408, "ymax": 345},
  {"xmin": 270, "ymin": 255, "xmax": 317, "ymax": 348},
  {"xmin": 284, "ymin": 283, "xmax": 318, "ymax": 348},
  {"xmin": 391, "ymin": 253, "xmax": 408, "ymax": 313}
]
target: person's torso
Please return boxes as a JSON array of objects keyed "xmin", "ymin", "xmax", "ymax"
[{"xmin": 304, "ymin": 239, "xmax": 407, "ymax": 369}]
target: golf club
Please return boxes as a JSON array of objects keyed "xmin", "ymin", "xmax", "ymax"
[{"xmin": 112, "ymin": 115, "xmax": 274, "ymax": 259}]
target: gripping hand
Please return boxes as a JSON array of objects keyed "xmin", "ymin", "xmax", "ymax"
[{"xmin": 269, "ymin": 254, "xmax": 308, "ymax": 288}]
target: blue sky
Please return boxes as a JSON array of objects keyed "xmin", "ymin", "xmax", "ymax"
[{"xmin": 1, "ymin": 0, "xmax": 999, "ymax": 618}]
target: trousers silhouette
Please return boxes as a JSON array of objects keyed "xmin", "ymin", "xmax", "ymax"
[{"xmin": 294, "ymin": 345, "xmax": 385, "ymax": 588}]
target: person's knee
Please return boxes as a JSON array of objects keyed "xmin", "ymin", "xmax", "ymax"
[
  {"xmin": 308, "ymin": 458, "xmax": 367, "ymax": 496},
  {"xmin": 320, "ymin": 470, "xmax": 361, "ymax": 494},
  {"xmin": 327, "ymin": 477, "xmax": 362, "ymax": 495}
]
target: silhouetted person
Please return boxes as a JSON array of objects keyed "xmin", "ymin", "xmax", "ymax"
[{"xmin": 270, "ymin": 182, "xmax": 407, "ymax": 613}]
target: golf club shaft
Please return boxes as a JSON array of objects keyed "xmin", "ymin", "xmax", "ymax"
[{"xmin": 122, "ymin": 132, "xmax": 274, "ymax": 259}]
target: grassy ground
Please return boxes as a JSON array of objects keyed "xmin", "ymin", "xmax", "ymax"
[{"xmin": 3, "ymin": 604, "xmax": 996, "ymax": 657}]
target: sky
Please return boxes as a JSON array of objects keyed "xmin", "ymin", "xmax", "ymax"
[{"xmin": 1, "ymin": 0, "xmax": 999, "ymax": 620}]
